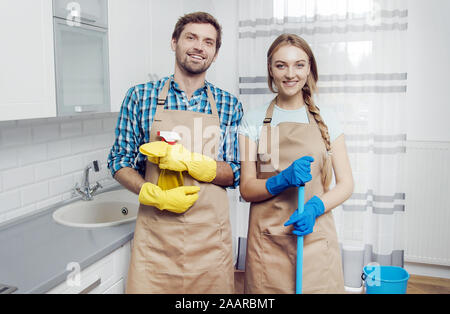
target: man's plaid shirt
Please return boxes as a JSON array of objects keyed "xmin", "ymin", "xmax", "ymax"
[{"xmin": 107, "ymin": 75, "xmax": 243, "ymax": 188}]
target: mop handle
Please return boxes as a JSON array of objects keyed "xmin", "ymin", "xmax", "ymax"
[{"xmin": 296, "ymin": 185, "xmax": 305, "ymax": 294}]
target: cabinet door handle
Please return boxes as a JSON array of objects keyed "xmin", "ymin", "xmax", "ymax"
[
  {"xmin": 79, "ymin": 278, "xmax": 101, "ymax": 294},
  {"xmin": 80, "ymin": 17, "xmax": 97, "ymax": 24}
]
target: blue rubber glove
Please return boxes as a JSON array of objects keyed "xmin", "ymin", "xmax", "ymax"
[
  {"xmin": 265, "ymin": 156, "xmax": 314, "ymax": 196},
  {"xmin": 284, "ymin": 196, "xmax": 325, "ymax": 236}
]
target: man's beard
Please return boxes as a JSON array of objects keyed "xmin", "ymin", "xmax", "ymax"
[{"xmin": 175, "ymin": 50, "xmax": 213, "ymax": 75}]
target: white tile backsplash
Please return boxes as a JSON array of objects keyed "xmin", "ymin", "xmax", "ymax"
[
  {"xmin": 0, "ymin": 113, "xmax": 119, "ymax": 225},
  {"xmin": 18, "ymin": 143, "xmax": 47, "ymax": 166},
  {"xmin": 0, "ymin": 190, "xmax": 21, "ymax": 214},
  {"xmin": 21, "ymin": 182, "xmax": 49, "ymax": 206},
  {"xmin": 82, "ymin": 119, "xmax": 103, "ymax": 135},
  {"xmin": 3, "ymin": 165, "xmax": 35, "ymax": 191},
  {"xmin": 35, "ymin": 160, "xmax": 61, "ymax": 181},
  {"xmin": 1, "ymin": 127, "xmax": 32, "ymax": 147},
  {"xmin": 60, "ymin": 121, "xmax": 82, "ymax": 138},
  {"xmin": 32, "ymin": 124, "xmax": 60, "ymax": 143},
  {"xmin": 61, "ymin": 155, "xmax": 84, "ymax": 175},
  {"xmin": 0, "ymin": 147, "xmax": 18, "ymax": 171},
  {"xmin": 47, "ymin": 140, "xmax": 71, "ymax": 159}
]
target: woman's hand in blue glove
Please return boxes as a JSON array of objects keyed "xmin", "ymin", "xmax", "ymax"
[
  {"xmin": 284, "ymin": 196, "xmax": 325, "ymax": 236},
  {"xmin": 265, "ymin": 156, "xmax": 314, "ymax": 196}
]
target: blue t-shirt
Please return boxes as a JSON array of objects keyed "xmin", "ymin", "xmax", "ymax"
[{"xmin": 238, "ymin": 103, "xmax": 343, "ymax": 145}]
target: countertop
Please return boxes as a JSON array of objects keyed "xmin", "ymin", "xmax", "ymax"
[{"xmin": 0, "ymin": 186, "xmax": 136, "ymax": 294}]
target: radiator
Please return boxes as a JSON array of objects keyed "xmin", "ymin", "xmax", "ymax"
[{"xmin": 405, "ymin": 140, "xmax": 450, "ymax": 266}]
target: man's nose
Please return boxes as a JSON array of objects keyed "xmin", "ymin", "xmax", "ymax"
[{"xmin": 192, "ymin": 39, "xmax": 204, "ymax": 51}]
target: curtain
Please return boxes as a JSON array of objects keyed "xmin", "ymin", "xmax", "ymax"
[{"xmin": 237, "ymin": 0, "xmax": 408, "ymax": 289}]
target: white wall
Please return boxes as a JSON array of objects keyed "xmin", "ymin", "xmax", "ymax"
[{"xmin": 406, "ymin": 0, "xmax": 450, "ymax": 142}]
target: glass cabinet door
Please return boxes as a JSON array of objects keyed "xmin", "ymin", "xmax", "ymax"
[{"xmin": 53, "ymin": 18, "xmax": 110, "ymax": 116}]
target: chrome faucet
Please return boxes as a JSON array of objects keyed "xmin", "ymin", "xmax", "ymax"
[{"xmin": 74, "ymin": 160, "xmax": 103, "ymax": 201}]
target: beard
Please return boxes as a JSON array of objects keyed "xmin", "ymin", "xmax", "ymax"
[{"xmin": 175, "ymin": 48, "xmax": 214, "ymax": 75}]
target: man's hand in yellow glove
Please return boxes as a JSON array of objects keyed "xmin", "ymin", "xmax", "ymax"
[
  {"xmin": 159, "ymin": 144, "xmax": 217, "ymax": 183},
  {"xmin": 138, "ymin": 182, "xmax": 200, "ymax": 214},
  {"xmin": 139, "ymin": 141, "xmax": 169, "ymax": 164}
]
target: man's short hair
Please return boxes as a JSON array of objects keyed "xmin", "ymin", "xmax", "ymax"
[{"xmin": 172, "ymin": 12, "xmax": 222, "ymax": 51}]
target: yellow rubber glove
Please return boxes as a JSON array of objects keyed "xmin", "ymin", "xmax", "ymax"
[
  {"xmin": 138, "ymin": 182, "xmax": 200, "ymax": 214},
  {"xmin": 140, "ymin": 141, "xmax": 184, "ymax": 189},
  {"xmin": 139, "ymin": 141, "xmax": 169, "ymax": 164},
  {"xmin": 159, "ymin": 144, "xmax": 217, "ymax": 183}
]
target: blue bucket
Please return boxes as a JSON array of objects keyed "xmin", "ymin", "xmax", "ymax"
[{"xmin": 361, "ymin": 265, "xmax": 410, "ymax": 294}]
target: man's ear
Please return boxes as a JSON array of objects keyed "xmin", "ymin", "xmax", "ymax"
[{"xmin": 171, "ymin": 38, "xmax": 177, "ymax": 52}]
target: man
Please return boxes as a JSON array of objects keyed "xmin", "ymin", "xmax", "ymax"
[{"xmin": 107, "ymin": 12, "xmax": 243, "ymax": 294}]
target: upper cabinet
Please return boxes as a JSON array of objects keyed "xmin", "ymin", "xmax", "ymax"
[
  {"xmin": 0, "ymin": 0, "xmax": 57, "ymax": 121},
  {"xmin": 0, "ymin": 0, "xmax": 151, "ymax": 121},
  {"xmin": 53, "ymin": 0, "xmax": 110, "ymax": 116},
  {"xmin": 108, "ymin": 0, "xmax": 151, "ymax": 112}
]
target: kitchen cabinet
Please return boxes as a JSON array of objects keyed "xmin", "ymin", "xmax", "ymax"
[
  {"xmin": 0, "ymin": 0, "xmax": 57, "ymax": 121},
  {"xmin": 46, "ymin": 241, "xmax": 131, "ymax": 294},
  {"xmin": 0, "ymin": 0, "xmax": 151, "ymax": 121},
  {"xmin": 108, "ymin": 0, "xmax": 151, "ymax": 112}
]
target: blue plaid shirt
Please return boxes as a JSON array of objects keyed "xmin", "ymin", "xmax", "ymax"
[{"xmin": 107, "ymin": 76, "xmax": 243, "ymax": 188}]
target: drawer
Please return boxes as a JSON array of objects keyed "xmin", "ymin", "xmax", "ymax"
[
  {"xmin": 47, "ymin": 251, "xmax": 115, "ymax": 294},
  {"xmin": 102, "ymin": 278, "xmax": 124, "ymax": 294}
]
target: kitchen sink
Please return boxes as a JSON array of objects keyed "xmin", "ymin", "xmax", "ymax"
[{"xmin": 52, "ymin": 189, "xmax": 139, "ymax": 228}]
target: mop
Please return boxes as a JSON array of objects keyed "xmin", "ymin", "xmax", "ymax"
[{"xmin": 296, "ymin": 185, "xmax": 305, "ymax": 294}]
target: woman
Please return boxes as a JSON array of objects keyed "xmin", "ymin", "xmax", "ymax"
[{"xmin": 239, "ymin": 34, "xmax": 354, "ymax": 293}]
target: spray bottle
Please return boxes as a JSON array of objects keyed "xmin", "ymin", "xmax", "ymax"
[{"xmin": 157, "ymin": 131, "xmax": 184, "ymax": 190}]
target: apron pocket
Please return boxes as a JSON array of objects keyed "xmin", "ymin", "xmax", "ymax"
[
  {"xmin": 302, "ymin": 231, "xmax": 332, "ymax": 293},
  {"xmin": 183, "ymin": 222, "xmax": 224, "ymax": 272},
  {"xmin": 144, "ymin": 221, "xmax": 185, "ymax": 274},
  {"xmin": 144, "ymin": 221, "xmax": 224, "ymax": 273},
  {"xmin": 260, "ymin": 232, "xmax": 297, "ymax": 293},
  {"xmin": 260, "ymin": 231, "xmax": 332, "ymax": 293}
]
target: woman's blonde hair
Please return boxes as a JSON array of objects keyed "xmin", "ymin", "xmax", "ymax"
[{"xmin": 267, "ymin": 34, "xmax": 333, "ymax": 190}]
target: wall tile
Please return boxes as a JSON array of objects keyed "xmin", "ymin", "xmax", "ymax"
[
  {"xmin": 0, "ymin": 147, "xmax": 18, "ymax": 171},
  {"xmin": 61, "ymin": 155, "xmax": 84, "ymax": 175},
  {"xmin": 0, "ymin": 190, "xmax": 21, "ymax": 214},
  {"xmin": 32, "ymin": 124, "xmax": 60, "ymax": 143},
  {"xmin": 83, "ymin": 119, "xmax": 103, "ymax": 135},
  {"xmin": 21, "ymin": 182, "xmax": 49, "ymax": 206},
  {"xmin": 47, "ymin": 139, "xmax": 71, "ymax": 160},
  {"xmin": 71, "ymin": 136, "xmax": 94, "ymax": 154},
  {"xmin": 49, "ymin": 174, "xmax": 75, "ymax": 197},
  {"xmin": 60, "ymin": 121, "xmax": 82, "ymax": 138},
  {"xmin": 1, "ymin": 127, "xmax": 32, "ymax": 147},
  {"xmin": 18, "ymin": 143, "xmax": 47, "ymax": 166},
  {"xmin": 2, "ymin": 166, "xmax": 35, "ymax": 191},
  {"xmin": 35, "ymin": 160, "xmax": 61, "ymax": 181}
]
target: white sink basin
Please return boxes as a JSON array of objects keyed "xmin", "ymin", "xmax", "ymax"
[{"xmin": 52, "ymin": 189, "xmax": 139, "ymax": 228}]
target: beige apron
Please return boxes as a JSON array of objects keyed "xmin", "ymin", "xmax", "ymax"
[
  {"xmin": 244, "ymin": 98, "xmax": 345, "ymax": 294},
  {"xmin": 126, "ymin": 79, "xmax": 234, "ymax": 294}
]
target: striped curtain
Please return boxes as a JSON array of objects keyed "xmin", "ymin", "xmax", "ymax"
[{"xmin": 237, "ymin": 0, "xmax": 408, "ymax": 289}]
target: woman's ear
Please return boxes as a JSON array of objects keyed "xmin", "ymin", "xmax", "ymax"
[{"xmin": 268, "ymin": 63, "xmax": 273, "ymax": 77}]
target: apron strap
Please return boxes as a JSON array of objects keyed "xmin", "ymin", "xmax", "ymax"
[
  {"xmin": 156, "ymin": 78, "xmax": 219, "ymax": 117},
  {"xmin": 157, "ymin": 78, "xmax": 172, "ymax": 105},
  {"xmin": 258, "ymin": 97, "xmax": 317, "ymax": 154},
  {"xmin": 206, "ymin": 86, "xmax": 219, "ymax": 117}
]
